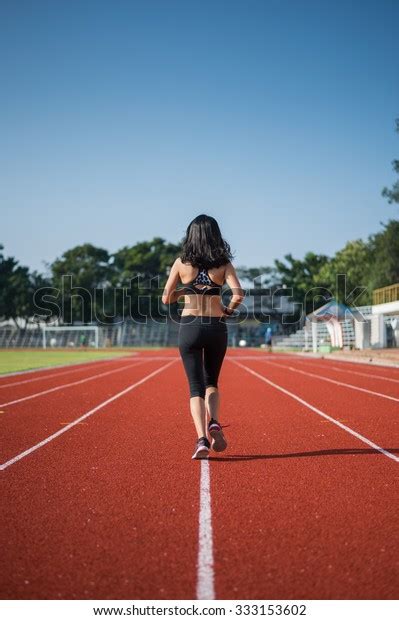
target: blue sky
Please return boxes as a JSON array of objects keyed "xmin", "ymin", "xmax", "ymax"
[{"xmin": 1, "ymin": 0, "xmax": 398, "ymax": 273}]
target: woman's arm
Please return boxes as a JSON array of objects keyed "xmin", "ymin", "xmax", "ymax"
[
  {"xmin": 223, "ymin": 262, "xmax": 245, "ymax": 315},
  {"xmin": 161, "ymin": 258, "xmax": 187, "ymax": 304}
]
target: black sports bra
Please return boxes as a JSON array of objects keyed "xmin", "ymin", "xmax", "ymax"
[{"xmin": 186, "ymin": 266, "xmax": 223, "ymax": 296}]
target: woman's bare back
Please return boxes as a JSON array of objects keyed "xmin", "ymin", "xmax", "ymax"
[{"xmin": 178, "ymin": 259, "xmax": 226, "ymax": 317}]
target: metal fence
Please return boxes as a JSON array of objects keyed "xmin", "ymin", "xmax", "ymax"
[{"xmin": 0, "ymin": 319, "xmax": 269, "ymax": 348}]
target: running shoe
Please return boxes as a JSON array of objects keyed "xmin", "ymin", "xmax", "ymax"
[
  {"xmin": 192, "ymin": 437, "xmax": 210, "ymax": 460},
  {"xmin": 208, "ymin": 418, "xmax": 227, "ymax": 452}
]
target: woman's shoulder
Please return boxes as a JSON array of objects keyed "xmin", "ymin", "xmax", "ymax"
[
  {"xmin": 175, "ymin": 256, "xmax": 191, "ymax": 274},
  {"xmin": 222, "ymin": 260, "xmax": 234, "ymax": 272},
  {"xmin": 178, "ymin": 257, "xmax": 200, "ymax": 270},
  {"xmin": 173, "ymin": 256, "xmax": 188, "ymax": 269},
  {"xmin": 209, "ymin": 261, "xmax": 230, "ymax": 285}
]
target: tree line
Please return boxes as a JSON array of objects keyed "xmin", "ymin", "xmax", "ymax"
[
  {"xmin": 1, "ymin": 218, "xmax": 398, "ymax": 327},
  {"xmin": 1, "ymin": 119, "xmax": 398, "ymax": 327}
]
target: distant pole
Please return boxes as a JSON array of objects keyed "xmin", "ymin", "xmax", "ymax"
[{"xmin": 312, "ymin": 321, "xmax": 318, "ymax": 353}]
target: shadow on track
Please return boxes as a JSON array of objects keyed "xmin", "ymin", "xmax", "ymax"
[{"xmin": 208, "ymin": 447, "xmax": 399, "ymax": 461}]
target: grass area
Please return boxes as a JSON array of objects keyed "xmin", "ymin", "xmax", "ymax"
[{"xmin": 0, "ymin": 349, "xmax": 135, "ymax": 375}]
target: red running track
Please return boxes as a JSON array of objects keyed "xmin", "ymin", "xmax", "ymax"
[{"xmin": 0, "ymin": 350, "xmax": 398, "ymax": 599}]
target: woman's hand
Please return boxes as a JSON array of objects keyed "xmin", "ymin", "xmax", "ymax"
[
  {"xmin": 167, "ymin": 287, "xmax": 189, "ymax": 304},
  {"xmin": 222, "ymin": 305, "xmax": 238, "ymax": 317},
  {"xmin": 177, "ymin": 287, "xmax": 189, "ymax": 300}
]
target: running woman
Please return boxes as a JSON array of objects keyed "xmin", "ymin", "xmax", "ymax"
[{"xmin": 162, "ymin": 214, "xmax": 244, "ymax": 459}]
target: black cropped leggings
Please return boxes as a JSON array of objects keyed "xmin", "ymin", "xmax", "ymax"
[{"xmin": 178, "ymin": 315, "xmax": 228, "ymax": 399}]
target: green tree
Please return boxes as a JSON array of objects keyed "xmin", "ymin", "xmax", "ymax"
[
  {"xmin": 29, "ymin": 271, "xmax": 54, "ymax": 324},
  {"xmin": 236, "ymin": 266, "xmax": 276, "ymax": 288},
  {"xmin": 382, "ymin": 118, "xmax": 399, "ymax": 204},
  {"xmin": 369, "ymin": 220, "xmax": 399, "ymax": 290},
  {"xmin": 318, "ymin": 239, "xmax": 372, "ymax": 306},
  {"xmin": 0, "ymin": 245, "xmax": 19, "ymax": 322},
  {"xmin": 0, "ymin": 246, "xmax": 50, "ymax": 328},
  {"xmin": 112, "ymin": 237, "xmax": 181, "ymax": 318},
  {"xmin": 51, "ymin": 244, "xmax": 111, "ymax": 324},
  {"xmin": 274, "ymin": 252, "xmax": 331, "ymax": 315}
]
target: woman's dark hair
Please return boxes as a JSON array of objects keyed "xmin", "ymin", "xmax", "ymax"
[{"xmin": 180, "ymin": 214, "xmax": 233, "ymax": 268}]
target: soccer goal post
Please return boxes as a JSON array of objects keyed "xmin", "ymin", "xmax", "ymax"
[{"xmin": 42, "ymin": 325, "xmax": 99, "ymax": 349}]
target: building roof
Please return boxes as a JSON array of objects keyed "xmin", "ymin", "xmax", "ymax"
[{"xmin": 307, "ymin": 299, "xmax": 364, "ymax": 322}]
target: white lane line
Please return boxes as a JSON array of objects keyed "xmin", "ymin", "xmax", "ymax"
[
  {"xmin": 232, "ymin": 360, "xmax": 399, "ymax": 463},
  {"xmin": 196, "ymin": 460, "xmax": 215, "ymax": 600},
  {"xmin": 255, "ymin": 359, "xmax": 399, "ymax": 404},
  {"xmin": 0, "ymin": 357, "xmax": 137, "ymax": 389},
  {"xmin": 284, "ymin": 354, "xmax": 399, "ymax": 372},
  {"xmin": 132, "ymin": 356, "xmax": 179, "ymax": 360},
  {"xmin": 273, "ymin": 356, "xmax": 399, "ymax": 384},
  {"xmin": 0, "ymin": 356, "xmax": 178, "ymax": 389},
  {"xmin": 0, "ymin": 354, "xmax": 138, "ymax": 379},
  {"xmin": 330, "ymin": 365, "xmax": 399, "ymax": 384},
  {"xmin": 0, "ymin": 359, "xmax": 151, "ymax": 408},
  {"xmin": 0, "ymin": 359, "xmax": 177, "ymax": 471},
  {"xmin": 226, "ymin": 355, "xmax": 301, "ymax": 361}
]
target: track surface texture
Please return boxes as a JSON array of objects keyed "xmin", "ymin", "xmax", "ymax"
[{"xmin": 1, "ymin": 350, "xmax": 398, "ymax": 600}]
